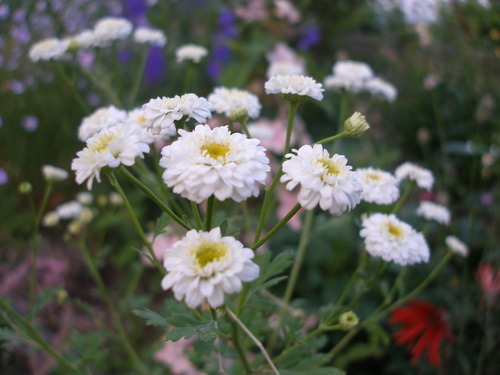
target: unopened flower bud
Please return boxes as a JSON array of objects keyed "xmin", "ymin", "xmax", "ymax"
[
  {"xmin": 338, "ymin": 311, "xmax": 359, "ymax": 330},
  {"xmin": 229, "ymin": 106, "xmax": 249, "ymax": 123},
  {"xmin": 42, "ymin": 211, "xmax": 59, "ymax": 227},
  {"xmin": 42, "ymin": 165, "xmax": 69, "ymax": 182},
  {"xmin": 344, "ymin": 112, "xmax": 370, "ymax": 138},
  {"xmin": 18, "ymin": 181, "xmax": 33, "ymax": 194}
]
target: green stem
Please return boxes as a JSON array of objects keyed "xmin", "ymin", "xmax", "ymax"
[
  {"xmin": 53, "ymin": 61, "xmax": 90, "ymax": 113},
  {"xmin": 331, "ymin": 90, "xmax": 349, "ymax": 153},
  {"xmin": 284, "ymin": 102, "xmax": 299, "ymax": 155},
  {"xmin": 79, "ymin": 65, "xmax": 122, "ymax": 107},
  {"xmin": 128, "ymin": 45, "xmax": 149, "ymax": 108},
  {"xmin": 391, "ymin": 181, "xmax": 415, "ymax": 214},
  {"xmin": 183, "ymin": 62, "xmax": 194, "ymax": 93},
  {"xmin": 0, "ymin": 299, "xmax": 78, "ymax": 372},
  {"xmin": 240, "ymin": 118, "xmax": 251, "ymax": 138},
  {"xmin": 228, "ymin": 316, "xmax": 252, "ymax": 374},
  {"xmin": 118, "ymin": 166, "xmax": 190, "ymax": 230},
  {"xmin": 108, "ymin": 173, "xmax": 165, "ymax": 275},
  {"xmin": 191, "ymin": 201, "xmax": 203, "ymax": 229},
  {"xmin": 315, "ymin": 132, "xmax": 347, "ymax": 145},
  {"xmin": 205, "ymin": 196, "xmax": 216, "ymax": 231},
  {"xmin": 251, "ymin": 203, "xmax": 302, "ymax": 251},
  {"xmin": 79, "ymin": 242, "xmax": 147, "ymax": 375}
]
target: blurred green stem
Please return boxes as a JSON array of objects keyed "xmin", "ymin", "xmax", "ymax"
[
  {"xmin": 53, "ymin": 61, "xmax": 90, "ymax": 114},
  {"xmin": 79, "ymin": 65, "xmax": 122, "ymax": 107},
  {"xmin": 191, "ymin": 201, "xmax": 203, "ymax": 229},
  {"xmin": 108, "ymin": 172, "xmax": 165, "ymax": 275},
  {"xmin": 28, "ymin": 181, "xmax": 53, "ymax": 321},
  {"xmin": 205, "ymin": 196, "xmax": 215, "ymax": 230},
  {"xmin": 391, "ymin": 181, "xmax": 415, "ymax": 214},
  {"xmin": 240, "ymin": 118, "xmax": 251, "ymax": 138},
  {"xmin": 332, "ymin": 90, "xmax": 349, "ymax": 153},
  {"xmin": 315, "ymin": 131, "xmax": 347, "ymax": 145},
  {"xmin": 183, "ymin": 62, "xmax": 195, "ymax": 93},
  {"xmin": 0, "ymin": 299, "xmax": 78, "ymax": 372},
  {"xmin": 128, "ymin": 45, "xmax": 149, "ymax": 108}
]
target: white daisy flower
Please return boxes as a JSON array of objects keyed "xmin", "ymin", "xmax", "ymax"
[
  {"xmin": 395, "ymin": 162, "xmax": 434, "ymax": 191},
  {"xmin": 42, "ymin": 211, "xmax": 59, "ymax": 227},
  {"xmin": 78, "ymin": 106, "xmax": 128, "ymax": 141},
  {"xmin": 280, "ymin": 144, "xmax": 362, "ymax": 215},
  {"xmin": 364, "ymin": 77, "xmax": 397, "ymax": 102},
  {"xmin": 93, "ymin": 17, "xmax": 133, "ymax": 47},
  {"xmin": 55, "ymin": 201, "xmax": 83, "ymax": 219},
  {"xmin": 357, "ymin": 167, "xmax": 399, "ymax": 205},
  {"xmin": 64, "ymin": 30, "xmax": 97, "ymax": 50},
  {"xmin": 324, "ymin": 60, "xmax": 374, "ymax": 93},
  {"xmin": 142, "ymin": 94, "xmax": 213, "ymax": 135},
  {"xmin": 208, "ymin": 87, "xmax": 262, "ymax": 119},
  {"xmin": 28, "ymin": 38, "xmax": 70, "ymax": 61},
  {"xmin": 72, "ymin": 124, "xmax": 150, "ymax": 190},
  {"xmin": 133, "ymin": 27, "xmax": 167, "ymax": 47},
  {"xmin": 267, "ymin": 62, "xmax": 305, "ymax": 78},
  {"xmin": 76, "ymin": 192, "xmax": 94, "ymax": 205},
  {"xmin": 161, "ymin": 227, "xmax": 259, "ymax": 309},
  {"xmin": 265, "ymin": 75, "xmax": 324, "ymax": 101},
  {"xmin": 360, "ymin": 213, "xmax": 430, "ymax": 265},
  {"xmin": 417, "ymin": 201, "xmax": 451, "ymax": 225},
  {"xmin": 42, "ymin": 165, "xmax": 69, "ymax": 182},
  {"xmin": 445, "ymin": 235, "xmax": 468, "ymax": 257},
  {"xmin": 127, "ymin": 108, "xmax": 176, "ymax": 143},
  {"xmin": 160, "ymin": 124, "xmax": 270, "ymax": 203},
  {"xmin": 175, "ymin": 44, "xmax": 208, "ymax": 63}
]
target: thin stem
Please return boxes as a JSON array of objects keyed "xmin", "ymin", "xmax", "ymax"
[
  {"xmin": 0, "ymin": 299, "xmax": 78, "ymax": 372},
  {"xmin": 118, "ymin": 166, "xmax": 191, "ymax": 230},
  {"xmin": 240, "ymin": 118, "xmax": 251, "ymax": 138},
  {"xmin": 315, "ymin": 132, "xmax": 347, "ymax": 145},
  {"xmin": 205, "ymin": 196, "xmax": 215, "ymax": 231},
  {"xmin": 251, "ymin": 203, "xmax": 302, "ymax": 251},
  {"xmin": 226, "ymin": 307, "xmax": 280, "ymax": 375},
  {"xmin": 228, "ymin": 315, "xmax": 252, "ymax": 374},
  {"xmin": 329, "ymin": 329, "xmax": 358, "ymax": 357},
  {"xmin": 284, "ymin": 102, "xmax": 299, "ymax": 156},
  {"xmin": 391, "ymin": 181, "xmax": 415, "ymax": 214},
  {"xmin": 79, "ymin": 65, "xmax": 122, "ymax": 107},
  {"xmin": 79, "ymin": 242, "xmax": 148, "ymax": 375},
  {"xmin": 183, "ymin": 62, "xmax": 194, "ymax": 93},
  {"xmin": 108, "ymin": 173, "xmax": 165, "ymax": 275},
  {"xmin": 53, "ymin": 61, "xmax": 90, "ymax": 113},
  {"xmin": 128, "ymin": 45, "xmax": 149, "ymax": 109},
  {"xmin": 191, "ymin": 201, "xmax": 203, "ymax": 229},
  {"xmin": 331, "ymin": 90, "xmax": 349, "ymax": 153},
  {"xmin": 271, "ymin": 327, "xmax": 324, "ymax": 365}
]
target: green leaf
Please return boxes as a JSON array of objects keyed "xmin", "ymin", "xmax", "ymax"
[
  {"xmin": 132, "ymin": 308, "xmax": 168, "ymax": 327},
  {"xmin": 154, "ymin": 213, "xmax": 170, "ymax": 239},
  {"xmin": 164, "ymin": 314, "xmax": 217, "ymax": 343},
  {"xmin": 219, "ymin": 219, "xmax": 229, "ymax": 235},
  {"xmin": 165, "ymin": 325, "xmax": 200, "ymax": 342},
  {"xmin": 165, "ymin": 313, "xmax": 203, "ymax": 327},
  {"xmin": 199, "ymin": 320, "xmax": 218, "ymax": 343},
  {"xmin": 249, "ymin": 250, "xmax": 294, "ymax": 296},
  {"xmin": 290, "ymin": 354, "xmax": 333, "ymax": 370},
  {"xmin": 280, "ymin": 367, "xmax": 345, "ymax": 375}
]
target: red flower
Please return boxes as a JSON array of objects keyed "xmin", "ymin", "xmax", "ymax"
[
  {"xmin": 476, "ymin": 264, "xmax": 500, "ymax": 304},
  {"xmin": 389, "ymin": 300, "xmax": 454, "ymax": 368}
]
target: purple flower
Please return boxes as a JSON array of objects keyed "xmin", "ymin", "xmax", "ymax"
[
  {"xmin": 125, "ymin": 0, "xmax": 148, "ymax": 26},
  {"xmin": 22, "ymin": 115, "xmax": 39, "ymax": 132},
  {"xmin": 297, "ymin": 25, "xmax": 321, "ymax": 51},
  {"xmin": 207, "ymin": 9, "xmax": 237, "ymax": 81},
  {"xmin": 0, "ymin": 168, "xmax": 8, "ymax": 185},
  {"xmin": 144, "ymin": 46, "xmax": 165, "ymax": 85}
]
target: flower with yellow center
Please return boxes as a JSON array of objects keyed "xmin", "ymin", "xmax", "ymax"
[
  {"xmin": 360, "ymin": 213, "xmax": 429, "ymax": 265},
  {"xmin": 127, "ymin": 108, "xmax": 175, "ymax": 143},
  {"xmin": 161, "ymin": 227, "xmax": 259, "ymax": 308},
  {"xmin": 72, "ymin": 124, "xmax": 149, "ymax": 190},
  {"xmin": 208, "ymin": 87, "xmax": 261, "ymax": 119},
  {"xmin": 357, "ymin": 167, "xmax": 399, "ymax": 205},
  {"xmin": 160, "ymin": 124, "xmax": 270, "ymax": 203},
  {"xmin": 78, "ymin": 106, "xmax": 128, "ymax": 141},
  {"xmin": 280, "ymin": 144, "xmax": 362, "ymax": 215}
]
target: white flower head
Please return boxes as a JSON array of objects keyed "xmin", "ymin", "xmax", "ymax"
[
  {"xmin": 344, "ymin": 112, "xmax": 370, "ymax": 138},
  {"xmin": 42, "ymin": 211, "xmax": 59, "ymax": 227},
  {"xmin": 208, "ymin": 87, "xmax": 262, "ymax": 119},
  {"xmin": 133, "ymin": 27, "xmax": 167, "ymax": 47},
  {"xmin": 160, "ymin": 124, "xmax": 270, "ymax": 203},
  {"xmin": 175, "ymin": 44, "xmax": 208, "ymax": 63},
  {"xmin": 93, "ymin": 17, "xmax": 133, "ymax": 47},
  {"xmin": 76, "ymin": 191, "xmax": 94, "ymax": 205},
  {"xmin": 56, "ymin": 201, "xmax": 83, "ymax": 219},
  {"xmin": 357, "ymin": 167, "xmax": 399, "ymax": 205},
  {"xmin": 42, "ymin": 165, "xmax": 69, "ymax": 182},
  {"xmin": 142, "ymin": 94, "xmax": 213, "ymax": 135},
  {"xmin": 69, "ymin": 29, "xmax": 97, "ymax": 49},
  {"xmin": 364, "ymin": 77, "xmax": 397, "ymax": 102},
  {"xmin": 395, "ymin": 162, "xmax": 434, "ymax": 191},
  {"xmin": 417, "ymin": 201, "xmax": 451, "ymax": 225},
  {"xmin": 360, "ymin": 213, "xmax": 430, "ymax": 265},
  {"xmin": 78, "ymin": 106, "xmax": 128, "ymax": 141},
  {"xmin": 28, "ymin": 38, "xmax": 70, "ymax": 61},
  {"xmin": 127, "ymin": 108, "xmax": 176, "ymax": 143},
  {"xmin": 445, "ymin": 235, "xmax": 468, "ymax": 257},
  {"xmin": 72, "ymin": 124, "xmax": 150, "ymax": 190},
  {"xmin": 161, "ymin": 227, "xmax": 259, "ymax": 308},
  {"xmin": 324, "ymin": 60, "xmax": 374, "ymax": 93},
  {"xmin": 267, "ymin": 62, "xmax": 305, "ymax": 78},
  {"xmin": 265, "ymin": 75, "xmax": 324, "ymax": 102},
  {"xmin": 281, "ymin": 144, "xmax": 362, "ymax": 215}
]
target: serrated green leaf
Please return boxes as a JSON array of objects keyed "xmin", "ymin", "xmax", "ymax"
[
  {"xmin": 132, "ymin": 308, "xmax": 168, "ymax": 327},
  {"xmin": 199, "ymin": 320, "xmax": 218, "ymax": 342},
  {"xmin": 165, "ymin": 325, "xmax": 200, "ymax": 342},
  {"xmin": 249, "ymin": 250, "xmax": 293, "ymax": 296},
  {"xmin": 290, "ymin": 354, "xmax": 333, "ymax": 370},
  {"xmin": 219, "ymin": 219, "xmax": 229, "ymax": 235},
  {"xmin": 165, "ymin": 313, "xmax": 204, "ymax": 327},
  {"xmin": 154, "ymin": 213, "xmax": 170, "ymax": 239},
  {"xmin": 256, "ymin": 275, "xmax": 288, "ymax": 292}
]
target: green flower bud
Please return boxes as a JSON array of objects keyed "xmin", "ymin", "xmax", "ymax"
[
  {"xmin": 338, "ymin": 311, "xmax": 359, "ymax": 330},
  {"xmin": 18, "ymin": 182, "xmax": 33, "ymax": 194},
  {"xmin": 229, "ymin": 106, "xmax": 249, "ymax": 123},
  {"xmin": 344, "ymin": 112, "xmax": 370, "ymax": 138}
]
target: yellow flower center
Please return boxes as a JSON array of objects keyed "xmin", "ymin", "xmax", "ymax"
[
  {"xmin": 195, "ymin": 241, "xmax": 228, "ymax": 268},
  {"xmin": 201, "ymin": 142, "xmax": 230, "ymax": 160},
  {"xmin": 320, "ymin": 158, "xmax": 341, "ymax": 176},
  {"xmin": 365, "ymin": 172, "xmax": 381, "ymax": 181},
  {"xmin": 90, "ymin": 133, "xmax": 117, "ymax": 153},
  {"xmin": 387, "ymin": 223, "xmax": 404, "ymax": 238}
]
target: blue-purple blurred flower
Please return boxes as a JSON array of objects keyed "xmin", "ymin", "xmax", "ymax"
[
  {"xmin": 297, "ymin": 25, "xmax": 320, "ymax": 50},
  {"xmin": 207, "ymin": 9, "xmax": 237, "ymax": 81},
  {"xmin": 22, "ymin": 115, "xmax": 39, "ymax": 132},
  {"xmin": 144, "ymin": 45, "xmax": 165, "ymax": 85},
  {"xmin": 125, "ymin": 0, "xmax": 148, "ymax": 26},
  {"xmin": 0, "ymin": 168, "xmax": 8, "ymax": 185}
]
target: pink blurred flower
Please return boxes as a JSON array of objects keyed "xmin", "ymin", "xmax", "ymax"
[
  {"xmin": 234, "ymin": 0, "xmax": 268, "ymax": 23},
  {"xmin": 143, "ymin": 230, "xmax": 181, "ymax": 266},
  {"xmin": 154, "ymin": 332, "xmax": 204, "ymax": 375},
  {"xmin": 277, "ymin": 188, "xmax": 303, "ymax": 231},
  {"xmin": 476, "ymin": 264, "xmax": 500, "ymax": 304},
  {"xmin": 274, "ymin": 0, "xmax": 301, "ymax": 24},
  {"xmin": 423, "ymin": 74, "xmax": 441, "ymax": 91},
  {"xmin": 266, "ymin": 43, "xmax": 305, "ymax": 77}
]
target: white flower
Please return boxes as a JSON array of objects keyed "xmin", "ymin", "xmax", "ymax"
[
  {"xmin": 42, "ymin": 211, "xmax": 59, "ymax": 227},
  {"xmin": 364, "ymin": 77, "xmax": 397, "ymax": 102},
  {"xmin": 445, "ymin": 235, "xmax": 468, "ymax": 257},
  {"xmin": 208, "ymin": 87, "xmax": 261, "ymax": 119},
  {"xmin": 142, "ymin": 94, "xmax": 213, "ymax": 135},
  {"xmin": 281, "ymin": 144, "xmax": 362, "ymax": 215},
  {"xmin": 72, "ymin": 124, "xmax": 150, "ymax": 190},
  {"xmin": 175, "ymin": 44, "xmax": 208, "ymax": 63},
  {"xmin": 161, "ymin": 227, "xmax": 259, "ymax": 308},
  {"xmin": 42, "ymin": 165, "xmax": 69, "ymax": 182},
  {"xmin": 160, "ymin": 124, "xmax": 270, "ymax": 203},
  {"xmin": 133, "ymin": 27, "xmax": 167, "ymax": 47},
  {"xmin": 127, "ymin": 108, "xmax": 176, "ymax": 143},
  {"xmin": 78, "ymin": 106, "xmax": 128, "ymax": 141},
  {"xmin": 344, "ymin": 112, "xmax": 370, "ymax": 138},
  {"xmin": 267, "ymin": 62, "xmax": 305, "ymax": 78},
  {"xmin": 416, "ymin": 201, "xmax": 451, "ymax": 225},
  {"xmin": 109, "ymin": 192, "xmax": 124, "ymax": 206},
  {"xmin": 76, "ymin": 192, "xmax": 94, "ymax": 205},
  {"xmin": 265, "ymin": 43, "xmax": 305, "ymax": 78},
  {"xmin": 395, "ymin": 162, "xmax": 434, "ymax": 191},
  {"xmin": 93, "ymin": 17, "xmax": 133, "ymax": 47},
  {"xmin": 357, "ymin": 168, "xmax": 399, "ymax": 205},
  {"xmin": 56, "ymin": 201, "xmax": 83, "ymax": 219},
  {"xmin": 265, "ymin": 75, "xmax": 324, "ymax": 101},
  {"xmin": 28, "ymin": 38, "xmax": 70, "ymax": 61},
  {"xmin": 360, "ymin": 213, "xmax": 430, "ymax": 265},
  {"xmin": 324, "ymin": 60, "xmax": 374, "ymax": 93},
  {"xmin": 65, "ymin": 30, "xmax": 97, "ymax": 50}
]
